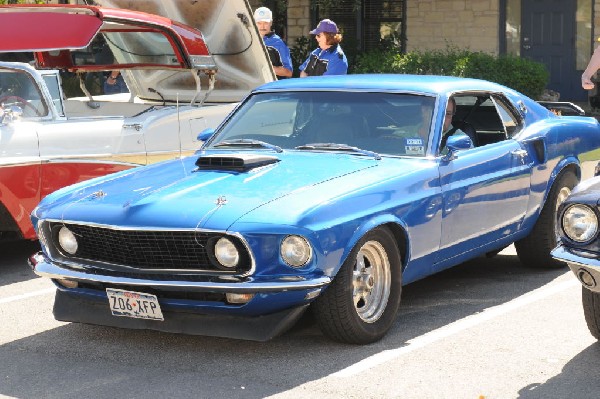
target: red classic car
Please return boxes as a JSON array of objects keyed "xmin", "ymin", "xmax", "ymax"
[{"xmin": 0, "ymin": 0, "xmax": 273, "ymax": 241}]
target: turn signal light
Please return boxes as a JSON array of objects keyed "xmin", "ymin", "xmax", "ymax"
[{"xmin": 226, "ymin": 293, "xmax": 254, "ymax": 304}]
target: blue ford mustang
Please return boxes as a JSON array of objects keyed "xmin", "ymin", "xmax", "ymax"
[{"xmin": 29, "ymin": 75, "xmax": 600, "ymax": 343}]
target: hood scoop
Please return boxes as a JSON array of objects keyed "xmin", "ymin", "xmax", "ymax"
[{"xmin": 195, "ymin": 153, "xmax": 280, "ymax": 172}]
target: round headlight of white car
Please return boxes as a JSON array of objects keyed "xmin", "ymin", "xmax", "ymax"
[
  {"xmin": 58, "ymin": 226, "xmax": 78, "ymax": 255},
  {"xmin": 214, "ymin": 237, "xmax": 239, "ymax": 268},
  {"xmin": 281, "ymin": 235, "xmax": 312, "ymax": 267},
  {"xmin": 562, "ymin": 204, "xmax": 599, "ymax": 243}
]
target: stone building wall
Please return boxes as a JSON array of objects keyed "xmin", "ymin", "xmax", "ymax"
[
  {"xmin": 406, "ymin": 0, "xmax": 499, "ymax": 53},
  {"xmin": 285, "ymin": 0, "xmax": 311, "ymax": 46}
]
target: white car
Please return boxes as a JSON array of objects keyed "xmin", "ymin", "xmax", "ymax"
[{"xmin": 0, "ymin": 0, "xmax": 274, "ymax": 241}]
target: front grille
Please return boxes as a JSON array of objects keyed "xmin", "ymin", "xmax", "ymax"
[{"xmin": 49, "ymin": 222, "xmax": 251, "ymax": 273}]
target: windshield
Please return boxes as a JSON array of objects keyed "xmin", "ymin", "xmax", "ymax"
[
  {"xmin": 205, "ymin": 91, "xmax": 435, "ymax": 157},
  {"xmin": 0, "ymin": 68, "xmax": 48, "ymax": 118}
]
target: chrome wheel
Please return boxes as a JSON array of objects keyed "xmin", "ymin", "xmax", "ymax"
[
  {"xmin": 314, "ymin": 226, "xmax": 402, "ymax": 344},
  {"xmin": 556, "ymin": 186, "xmax": 571, "ymax": 211},
  {"xmin": 352, "ymin": 240, "xmax": 391, "ymax": 323},
  {"xmin": 555, "ymin": 186, "xmax": 572, "ymax": 241}
]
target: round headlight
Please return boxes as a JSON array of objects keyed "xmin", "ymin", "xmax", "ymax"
[
  {"xmin": 214, "ymin": 237, "xmax": 239, "ymax": 268},
  {"xmin": 562, "ymin": 204, "xmax": 599, "ymax": 243},
  {"xmin": 281, "ymin": 235, "xmax": 312, "ymax": 267},
  {"xmin": 58, "ymin": 226, "xmax": 78, "ymax": 255}
]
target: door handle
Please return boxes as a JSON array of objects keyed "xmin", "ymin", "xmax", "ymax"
[
  {"xmin": 512, "ymin": 149, "xmax": 528, "ymax": 163},
  {"xmin": 523, "ymin": 45, "xmax": 531, "ymax": 50},
  {"xmin": 123, "ymin": 123, "xmax": 143, "ymax": 131}
]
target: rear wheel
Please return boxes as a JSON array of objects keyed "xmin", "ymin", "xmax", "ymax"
[
  {"xmin": 313, "ymin": 226, "xmax": 402, "ymax": 344},
  {"xmin": 515, "ymin": 170, "xmax": 578, "ymax": 268},
  {"xmin": 582, "ymin": 287, "xmax": 600, "ymax": 340}
]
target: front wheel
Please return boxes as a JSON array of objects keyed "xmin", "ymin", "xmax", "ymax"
[
  {"xmin": 582, "ymin": 287, "xmax": 600, "ymax": 340},
  {"xmin": 313, "ymin": 226, "xmax": 402, "ymax": 344},
  {"xmin": 515, "ymin": 170, "xmax": 578, "ymax": 268}
]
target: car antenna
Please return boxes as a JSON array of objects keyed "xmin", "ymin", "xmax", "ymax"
[{"xmin": 177, "ymin": 92, "xmax": 182, "ymax": 158}]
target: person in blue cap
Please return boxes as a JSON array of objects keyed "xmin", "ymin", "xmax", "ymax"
[
  {"xmin": 253, "ymin": 6, "xmax": 293, "ymax": 79},
  {"xmin": 300, "ymin": 19, "xmax": 348, "ymax": 77}
]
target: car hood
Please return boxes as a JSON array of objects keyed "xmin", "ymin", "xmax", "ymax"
[
  {"xmin": 90, "ymin": 0, "xmax": 274, "ymax": 103},
  {"xmin": 0, "ymin": 0, "xmax": 274, "ymax": 103},
  {"xmin": 36, "ymin": 152, "xmax": 422, "ymax": 231}
]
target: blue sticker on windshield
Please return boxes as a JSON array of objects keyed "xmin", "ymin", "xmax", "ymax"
[{"xmin": 404, "ymin": 137, "xmax": 425, "ymax": 155}]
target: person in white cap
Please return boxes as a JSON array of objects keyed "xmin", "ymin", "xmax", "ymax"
[
  {"xmin": 300, "ymin": 19, "xmax": 348, "ymax": 77},
  {"xmin": 253, "ymin": 6, "xmax": 293, "ymax": 79}
]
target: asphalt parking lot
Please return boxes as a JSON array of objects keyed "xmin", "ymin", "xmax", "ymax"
[{"xmin": 1, "ymin": 241, "xmax": 599, "ymax": 399}]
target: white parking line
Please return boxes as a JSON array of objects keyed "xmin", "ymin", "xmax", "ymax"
[
  {"xmin": 331, "ymin": 276, "xmax": 579, "ymax": 378},
  {"xmin": 0, "ymin": 288, "xmax": 55, "ymax": 304}
]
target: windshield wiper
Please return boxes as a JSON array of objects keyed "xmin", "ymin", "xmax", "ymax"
[
  {"xmin": 295, "ymin": 143, "xmax": 381, "ymax": 160},
  {"xmin": 214, "ymin": 139, "xmax": 283, "ymax": 153}
]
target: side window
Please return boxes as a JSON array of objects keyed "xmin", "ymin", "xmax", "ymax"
[
  {"xmin": 42, "ymin": 74, "xmax": 64, "ymax": 117},
  {"xmin": 454, "ymin": 94, "xmax": 508, "ymax": 147},
  {"xmin": 492, "ymin": 95, "xmax": 523, "ymax": 138}
]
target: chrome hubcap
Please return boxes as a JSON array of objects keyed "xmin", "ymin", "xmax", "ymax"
[
  {"xmin": 352, "ymin": 240, "xmax": 391, "ymax": 323},
  {"xmin": 554, "ymin": 186, "xmax": 572, "ymax": 242},
  {"xmin": 556, "ymin": 186, "xmax": 571, "ymax": 211}
]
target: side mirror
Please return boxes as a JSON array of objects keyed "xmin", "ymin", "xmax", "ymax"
[
  {"xmin": 197, "ymin": 128, "xmax": 215, "ymax": 142},
  {"xmin": 442, "ymin": 134, "xmax": 473, "ymax": 162},
  {"xmin": 446, "ymin": 134, "xmax": 473, "ymax": 152}
]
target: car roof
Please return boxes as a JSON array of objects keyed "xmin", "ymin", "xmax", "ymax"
[{"xmin": 255, "ymin": 74, "xmax": 516, "ymax": 97}]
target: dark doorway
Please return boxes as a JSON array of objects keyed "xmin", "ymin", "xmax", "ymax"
[{"xmin": 521, "ymin": 0, "xmax": 585, "ymax": 101}]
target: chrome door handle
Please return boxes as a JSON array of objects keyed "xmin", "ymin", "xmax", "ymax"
[
  {"xmin": 512, "ymin": 149, "xmax": 528, "ymax": 163},
  {"xmin": 123, "ymin": 123, "xmax": 143, "ymax": 131}
]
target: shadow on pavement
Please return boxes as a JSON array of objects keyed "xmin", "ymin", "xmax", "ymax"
[
  {"xmin": 517, "ymin": 343, "xmax": 600, "ymax": 398},
  {"xmin": 0, "ymin": 240, "xmax": 40, "ymax": 286}
]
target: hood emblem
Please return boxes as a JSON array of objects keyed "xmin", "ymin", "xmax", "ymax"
[{"xmin": 215, "ymin": 196, "xmax": 227, "ymax": 206}]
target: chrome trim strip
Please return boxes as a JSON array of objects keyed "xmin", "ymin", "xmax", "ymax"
[
  {"xmin": 31, "ymin": 253, "xmax": 331, "ymax": 293},
  {"xmin": 0, "ymin": 157, "xmax": 142, "ymax": 168},
  {"xmin": 552, "ymin": 246, "xmax": 600, "ymax": 269},
  {"xmin": 43, "ymin": 219, "xmax": 257, "ymax": 277},
  {"xmin": 552, "ymin": 246, "xmax": 600, "ymax": 293},
  {"xmin": 40, "ymin": 158, "xmax": 141, "ymax": 166},
  {"xmin": 0, "ymin": 160, "xmax": 41, "ymax": 168},
  {"xmin": 45, "ymin": 219, "xmax": 230, "ymax": 233}
]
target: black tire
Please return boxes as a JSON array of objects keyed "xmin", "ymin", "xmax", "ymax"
[
  {"xmin": 313, "ymin": 226, "xmax": 402, "ymax": 344},
  {"xmin": 515, "ymin": 170, "xmax": 578, "ymax": 268},
  {"xmin": 582, "ymin": 287, "xmax": 600, "ymax": 340}
]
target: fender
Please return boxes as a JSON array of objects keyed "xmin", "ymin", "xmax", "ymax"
[
  {"xmin": 519, "ymin": 156, "xmax": 580, "ymax": 236},
  {"xmin": 545, "ymin": 156, "xmax": 580, "ymax": 203},
  {"xmin": 336, "ymin": 213, "xmax": 410, "ymax": 275}
]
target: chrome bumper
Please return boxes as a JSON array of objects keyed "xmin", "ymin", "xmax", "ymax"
[
  {"xmin": 29, "ymin": 252, "xmax": 331, "ymax": 293},
  {"xmin": 551, "ymin": 246, "xmax": 600, "ymax": 293}
]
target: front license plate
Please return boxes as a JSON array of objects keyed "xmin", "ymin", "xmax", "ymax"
[{"xmin": 106, "ymin": 288, "xmax": 164, "ymax": 321}]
